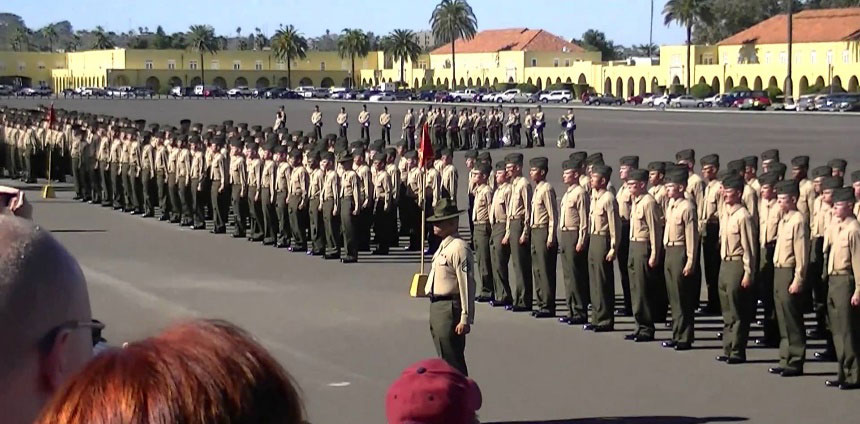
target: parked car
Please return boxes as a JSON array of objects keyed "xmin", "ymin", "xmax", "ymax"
[
  {"xmin": 450, "ymin": 89, "xmax": 480, "ymax": 102},
  {"xmin": 393, "ymin": 91, "xmax": 414, "ymax": 101},
  {"xmin": 107, "ymin": 86, "xmax": 135, "ymax": 98},
  {"xmin": 329, "ymin": 86, "xmax": 347, "ymax": 97},
  {"xmin": 584, "ymin": 93, "xmax": 623, "ymax": 106},
  {"xmin": 253, "ymin": 87, "xmax": 271, "ymax": 98},
  {"xmin": 434, "ymin": 91, "xmax": 454, "ymax": 102},
  {"xmin": 479, "ymin": 91, "xmax": 498, "ymax": 102},
  {"xmin": 263, "ymin": 87, "xmax": 287, "ymax": 98},
  {"xmin": 626, "ymin": 94, "xmax": 644, "ymax": 105},
  {"xmin": 356, "ymin": 90, "xmax": 380, "ymax": 100},
  {"xmin": 670, "ymin": 95, "xmax": 707, "ymax": 108},
  {"xmin": 836, "ymin": 95, "xmax": 860, "ymax": 112},
  {"xmin": 295, "ymin": 86, "xmax": 315, "ymax": 98},
  {"xmin": 415, "ymin": 90, "xmax": 435, "ymax": 101},
  {"xmin": 311, "ymin": 87, "xmax": 330, "ymax": 98},
  {"xmin": 345, "ymin": 89, "xmax": 364, "ymax": 100},
  {"xmin": 540, "ymin": 90, "xmax": 573, "ymax": 103},
  {"xmin": 642, "ymin": 93, "xmax": 659, "ymax": 106},
  {"xmin": 227, "ymin": 86, "xmax": 252, "ymax": 97},
  {"xmin": 80, "ymin": 87, "xmax": 106, "ymax": 96},
  {"xmin": 652, "ymin": 93, "xmax": 680, "ymax": 107},
  {"xmin": 330, "ymin": 89, "xmax": 353, "ymax": 99},
  {"xmin": 369, "ymin": 91, "xmax": 396, "ymax": 102},
  {"xmin": 132, "ymin": 87, "xmax": 154, "ymax": 98},
  {"xmin": 0, "ymin": 84, "xmax": 14, "ymax": 95},
  {"xmin": 196, "ymin": 86, "xmax": 224, "ymax": 97},
  {"xmin": 704, "ymin": 93, "xmax": 724, "ymax": 106},
  {"xmin": 819, "ymin": 93, "xmax": 860, "ymax": 111},
  {"xmin": 794, "ymin": 94, "xmax": 817, "ymax": 111},
  {"xmin": 738, "ymin": 96, "xmax": 771, "ymax": 111}
]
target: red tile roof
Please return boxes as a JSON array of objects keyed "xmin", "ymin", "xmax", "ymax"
[
  {"xmin": 430, "ymin": 28, "xmax": 584, "ymax": 54},
  {"xmin": 719, "ymin": 7, "xmax": 860, "ymax": 45}
]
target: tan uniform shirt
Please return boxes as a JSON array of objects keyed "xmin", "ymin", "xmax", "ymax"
[
  {"xmin": 373, "ymin": 169, "xmax": 392, "ymax": 210},
  {"xmin": 441, "ymin": 164, "xmax": 458, "ymax": 203},
  {"xmin": 357, "ymin": 164, "xmax": 372, "ymax": 207},
  {"xmin": 590, "ymin": 189, "xmax": 621, "ymax": 256},
  {"xmin": 358, "ymin": 110, "xmax": 370, "ymax": 126},
  {"xmin": 177, "ymin": 149, "xmax": 191, "ymax": 181},
  {"xmin": 311, "ymin": 111, "xmax": 323, "ymax": 126},
  {"xmin": 141, "ymin": 144, "xmax": 154, "ymax": 172},
  {"xmin": 425, "ymin": 167, "xmax": 441, "ymax": 207},
  {"xmin": 309, "ymin": 168, "xmax": 324, "ymax": 200},
  {"xmin": 811, "ymin": 197, "xmax": 833, "ymax": 239},
  {"xmin": 649, "ymin": 183, "xmax": 668, "ymax": 213},
  {"xmin": 687, "ymin": 173, "xmax": 706, "ymax": 210},
  {"xmin": 720, "ymin": 203, "xmax": 757, "ymax": 281},
  {"xmin": 403, "ymin": 112, "xmax": 414, "ymax": 130},
  {"xmin": 505, "ymin": 176, "xmax": 533, "ymax": 238},
  {"xmin": 425, "ymin": 235, "xmax": 476, "ymax": 326},
  {"xmin": 630, "ymin": 193, "xmax": 663, "ymax": 263},
  {"xmin": 798, "ymin": 179, "xmax": 815, "ymax": 223},
  {"xmin": 617, "ymin": 184, "xmax": 632, "ymax": 221},
  {"xmin": 664, "ymin": 197, "xmax": 699, "ymax": 270},
  {"xmin": 759, "ymin": 197, "xmax": 783, "ymax": 246},
  {"xmin": 209, "ymin": 152, "xmax": 226, "ymax": 185},
  {"xmin": 247, "ymin": 158, "xmax": 262, "ymax": 187},
  {"xmin": 337, "ymin": 112, "xmax": 348, "ymax": 126},
  {"xmin": 154, "ymin": 145, "xmax": 168, "ymax": 172},
  {"xmin": 826, "ymin": 217, "xmax": 860, "ymax": 296},
  {"xmin": 379, "ymin": 113, "xmax": 391, "ymax": 127},
  {"xmin": 531, "ymin": 181, "xmax": 558, "ymax": 243},
  {"xmin": 276, "ymin": 162, "xmax": 291, "ymax": 193},
  {"xmin": 386, "ymin": 163, "xmax": 400, "ymax": 203},
  {"xmin": 774, "ymin": 210, "xmax": 809, "ymax": 287},
  {"xmin": 472, "ymin": 184, "xmax": 492, "ymax": 224},
  {"xmin": 323, "ymin": 170, "xmax": 339, "ymax": 201},
  {"xmin": 166, "ymin": 147, "xmax": 179, "ymax": 173},
  {"xmin": 261, "ymin": 159, "xmax": 275, "ymax": 189},
  {"xmin": 700, "ymin": 179, "xmax": 723, "ymax": 233},
  {"xmin": 742, "ymin": 184, "xmax": 759, "ymax": 224},
  {"xmin": 490, "ymin": 182, "xmax": 511, "ymax": 226},
  {"xmin": 290, "ymin": 166, "xmax": 309, "ymax": 206},
  {"xmin": 230, "ymin": 155, "xmax": 247, "ymax": 189},
  {"xmin": 559, "ymin": 183, "xmax": 589, "ymax": 243},
  {"xmin": 340, "ymin": 170, "xmax": 361, "ymax": 214},
  {"xmin": 190, "ymin": 151, "xmax": 205, "ymax": 181}
]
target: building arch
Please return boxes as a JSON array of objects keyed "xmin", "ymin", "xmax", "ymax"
[
  {"xmin": 414, "ymin": 78, "xmax": 420, "ymax": 88},
  {"xmin": 467, "ymin": 77, "xmax": 473, "ymax": 87},
  {"xmin": 422, "ymin": 78, "xmax": 427, "ymax": 87},
  {"xmin": 526, "ymin": 77, "xmax": 533, "ymax": 85},
  {"xmin": 849, "ymin": 76, "xmax": 859, "ymax": 92},
  {"xmin": 555, "ymin": 77, "xmax": 562, "ymax": 84},
  {"xmin": 278, "ymin": 77, "xmax": 289, "ymax": 87},
  {"xmin": 435, "ymin": 77, "xmax": 441, "ymax": 86},
  {"xmin": 320, "ymin": 77, "xmax": 334, "ymax": 88},
  {"xmin": 671, "ymin": 75, "xmax": 680, "ymax": 86},
  {"xmin": 767, "ymin": 76, "xmax": 778, "ymax": 88},
  {"xmin": 508, "ymin": 77, "xmax": 515, "ymax": 83},
  {"xmin": 753, "ymin": 76, "xmax": 763, "ymax": 90},
  {"xmin": 815, "ymin": 76, "xmax": 825, "ymax": 87},
  {"xmin": 458, "ymin": 78, "xmax": 465, "ymax": 87},
  {"xmin": 229, "ymin": 77, "xmax": 243, "ymax": 88},
  {"xmin": 698, "ymin": 76, "xmax": 706, "ymax": 85},
  {"xmin": 168, "ymin": 76, "xmax": 182, "ymax": 88},
  {"xmin": 651, "ymin": 77, "xmax": 660, "ymax": 93},
  {"xmin": 299, "ymin": 77, "xmax": 313, "ymax": 86},
  {"xmin": 484, "ymin": 77, "xmax": 490, "ymax": 87},
  {"xmin": 616, "ymin": 77, "xmax": 623, "ymax": 98},
  {"xmin": 536, "ymin": 77, "xmax": 543, "ymax": 90},
  {"xmin": 627, "ymin": 77, "xmax": 634, "ymax": 97},
  {"xmin": 565, "ymin": 77, "xmax": 572, "ymax": 83},
  {"xmin": 492, "ymin": 77, "xmax": 499, "ymax": 86},
  {"xmin": 799, "ymin": 76, "xmax": 809, "ymax": 94},
  {"xmin": 638, "ymin": 77, "xmax": 646, "ymax": 95},
  {"xmin": 725, "ymin": 76, "xmax": 734, "ymax": 90},
  {"xmin": 444, "ymin": 77, "xmax": 450, "ymax": 87},
  {"xmin": 832, "ymin": 75, "xmax": 843, "ymax": 91},
  {"xmin": 144, "ymin": 76, "xmax": 160, "ymax": 92},
  {"xmin": 190, "ymin": 76, "xmax": 202, "ymax": 86},
  {"xmin": 604, "ymin": 77, "xmax": 612, "ymax": 94},
  {"xmin": 113, "ymin": 74, "xmax": 129, "ymax": 86},
  {"xmin": 739, "ymin": 76, "xmax": 748, "ymax": 88},
  {"xmin": 578, "ymin": 74, "xmax": 587, "ymax": 85},
  {"xmin": 711, "ymin": 76, "xmax": 721, "ymax": 94},
  {"xmin": 255, "ymin": 77, "xmax": 270, "ymax": 88}
]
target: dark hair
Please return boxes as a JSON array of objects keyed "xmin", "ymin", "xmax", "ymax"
[{"xmin": 37, "ymin": 319, "xmax": 305, "ymax": 424}]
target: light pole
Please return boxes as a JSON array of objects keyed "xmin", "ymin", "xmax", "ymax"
[
  {"xmin": 649, "ymin": 0, "xmax": 654, "ymax": 59},
  {"xmin": 786, "ymin": 0, "xmax": 793, "ymax": 100}
]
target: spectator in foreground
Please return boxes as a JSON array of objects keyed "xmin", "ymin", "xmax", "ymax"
[
  {"xmin": 0, "ymin": 216, "xmax": 94, "ymax": 424},
  {"xmin": 36, "ymin": 319, "xmax": 306, "ymax": 424},
  {"xmin": 0, "ymin": 185, "xmax": 32, "ymax": 219},
  {"xmin": 386, "ymin": 358, "xmax": 482, "ymax": 424}
]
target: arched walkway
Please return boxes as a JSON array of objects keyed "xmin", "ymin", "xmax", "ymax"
[
  {"xmin": 799, "ymin": 76, "xmax": 809, "ymax": 94},
  {"xmin": 467, "ymin": 77, "xmax": 473, "ymax": 87},
  {"xmin": 168, "ymin": 76, "xmax": 182, "ymax": 88},
  {"xmin": 190, "ymin": 76, "xmax": 202, "ymax": 86},
  {"xmin": 299, "ymin": 77, "xmax": 313, "ymax": 86},
  {"xmin": 712, "ymin": 77, "xmax": 721, "ymax": 94},
  {"xmin": 768, "ymin": 76, "xmax": 778, "ymax": 88},
  {"xmin": 627, "ymin": 77, "xmax": 634, "ymax": 97},
  {"xmin": 527, "ymin": 77, "xmax": 533, "ymax": 85},
  {"xmin": 230, "ymin": 77, "xmax": 244, "ymax": 88},
  {"xmin": 604, "ymin": 77, "xmax": 612, "ymax": 95},
  {"xmin": 753, "ymin": 76, "xmax": 762, "ymax": 90},
  {"xmin": 459, "ymin": 78, "xmax": 465, "ymax": 87},
  {"xmin": 555, "ymin": 77, "xmax": 561, "ymax": 84},
  {"xmin": 578, "ymin": 74, "xmax": 587, "ymax": 85},
  {"xmin": 725, "ymin": 77, "xmax": 734, "ymax": 90},
  {"xmin": 739, "ymin": 76, "xmax": 748, "ymax": 88},
  {"xmin": 212, "ymin": 77, "xmax": 226, "ymax": 88},
  {"xmin": 565, "ymin": 77, "xmax": 572, "ymax": 84},
  {"xmin": 492, "ymin": 77, "xmax": 499, "ymax": 86},
  {"xmin": 508, "ymin": 77, "xmax": 515, "ymax": 83},
  {"xmin": 671, "ymin": 76, "xmax": 680, "ymax": 86},
  {"xmin": 278, "ymin": 77, "xmax": 289, "ymax": 88},
  {"xmin": 615, "ymin": 77, "xmax": 623, "ymax": 98},
  {"xmin": 536, "ymin": 77, "xmax": 543, "ymax": 90},
  {"xmin": 698, "ymin": 76, "xmax": 706, "ymax": 85},
  {"xmin": 651, "ymin": 77, "xmax": 659, "ymax": 93},
  {"xmin": 832, "ymin": 75, "xmax": 843, "ymax": 91},
  {"xmin": 815, "ymin": 76, "xmax": 825, "ymax": 87},
  {"xmin": 113, "ymin": 74, "xmax": 129, "ymax": 86},
  {"xmin": 255, "ymin": 77, "xmax": 270, "ymax": 88},
  {"xmin": 414, "ymin": 78, "xmax": 420, "ymax": 89},
  {"xmin": 145, "ymin": 76, "xmax": 160, "ymax": 92},
  {"xmin": 320, "ymin": 77, "xmax": 334, "ymax": 88},
  {"xmin": 638, "ymin": 77, "xmax": 646, "ymax": 95},
  {"xmin": 849, "ymin": 76, "xmax": 859, "ymax": 92}
]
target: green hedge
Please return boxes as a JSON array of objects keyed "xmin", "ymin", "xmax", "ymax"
[
  {"xmin": 730, "ymin": 85, "xmax": 751, "ymax": 93},
  {"xmin": 516, "ymin": 83, "xmax": 538, "ymax": 93},
  {"xmin": 669, "ymin": 84, "xmax": 686, "ymax": 95},
  {"xmin": 765, "ymin": 86, "xmax": 783, "ymax": 102},
  {"xmin": 690, "ymin": 82, "xmax": 713, "ymax": 99}
]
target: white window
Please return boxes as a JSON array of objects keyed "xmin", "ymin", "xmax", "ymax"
[
  {"xmin": 211, "ymin": 60, "xmax": 219, "ymax": 69},
  {"xmin": 765, "ymin": 52, "xmax": 772, "ymax": 64},
  {"xmin": 530, "ymin": 58, "xmax": 537, "ymax": 66},
  {"xmin": 826, "ymin": 50, "xmax": 833, "ymax": 64},
  {"xmin": 780, "ymin": 52, "xmax": 787, "ymax": 64},
  {"xmin": 167, "ymin": 60, "xmax": 176, "ymax": 70},
  {"xmin": 844, "ymin": 50, "xmax": 851, "ymax": 63},
  {"xmin": 189, "ymin": 60, "xmax": 198, "ymax": 70},
  {"xmin": 417, "ymin": 60, "xmax": 427, "ymax": 69},
  {"xmin": 255, "ymin": 60, "xmax": 263, "ymax": 70},
  {"xmin": 144, "ymin": 60, "xmax": 153, "ymax": 70},
  {"xmin": 232, "ymin": 61, "xmax": 240, "ymax": 70},
  {"xmin": 564, "ymin": 59, "xmax": 571, "ymax": 67},
  {"xmin": 810, "ymin": 51, "xmax": 817, "ymax": 64},
  {"xmin": 320, "ymin": 62, "xmax": 326, "ymax": 71},
  {"xmin": 37, "ymin": 62, "xmax": 45, "ymax": 70},
  {"xmin": 553, "ymin": 58, "xmax": 559, "ymax": 67}
]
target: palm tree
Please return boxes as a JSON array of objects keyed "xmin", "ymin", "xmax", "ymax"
[
  {"xmin": 188, "ymin": 24, "xmax": 220, "ymax": 87},
  {"xmin": 430, "ymin": 0, "xmax": 478, "ymax": 90},
  {"xmin": 272, "ymin": 24, "xmax": 308, "ymax": 89},
  {"xmin": 12, "ymin": 27, "xmax": 30, "ymax": 52},
  {"xmin": 253, "ymin": 27, "xmax": 267, "ymax": 50},
  {"xmin": 382, "ymin": 29, "xmax": 422, "ymax": 87},
  {"xmin": 92, "ymin": 26, "xmax": 115, "ymax": 49},
  {"xmin": 338, "ymin": 29, "xmax": 370, "ymax": 89},
  {"xmin": 663, "ymin": 0, "xmax": 714, "ymax": 94},
  {"xmin": 41, "ymin": 24, "xmax": 58, "ymax": 52},
  {"xmin": 66, "ymin": 34, "xmax": 81, "ymax": 52}
]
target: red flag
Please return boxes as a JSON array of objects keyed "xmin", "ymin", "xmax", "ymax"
[
  {"xmin": 47, "ymin": 103, "xmax": 55, "ymax": 126},
  {"xmin": 418, "ymin": 122, "xmax": 433, "ymax": 167}
]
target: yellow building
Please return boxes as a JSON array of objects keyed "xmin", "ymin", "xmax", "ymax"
[{"xmin": 1, "ymin": 8, "xmax": 859, "ymax": 98}]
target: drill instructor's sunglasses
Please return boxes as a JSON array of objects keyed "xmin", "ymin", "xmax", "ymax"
[{"xmin": 38, "ymin": 319, "xmax": 106, "ymax": 353}]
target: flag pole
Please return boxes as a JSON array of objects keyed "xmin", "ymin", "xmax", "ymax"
[
  {"xmin": 410, "ymin": 123, "xmax": 431, "ymax": 297},
  {"xmin": 42, "ymin": 103, "xmax": 56, "ymax": 199}
]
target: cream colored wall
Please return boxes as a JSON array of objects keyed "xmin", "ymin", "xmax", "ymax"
[{"xmin": 0, "ymin": 51, "xmax": 66, "ymax": 87}]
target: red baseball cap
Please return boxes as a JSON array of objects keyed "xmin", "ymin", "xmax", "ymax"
[{"xmin": 385, "ymin": 358, "xmax": 482, "ymax": 424}]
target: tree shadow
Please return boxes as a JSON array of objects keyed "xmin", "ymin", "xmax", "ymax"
[{"xmin": 487, "ymin": 416, "xmax": 748, "ymax": 424}]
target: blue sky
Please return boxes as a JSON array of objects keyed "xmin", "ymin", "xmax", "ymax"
[{"xmin": 5, "ymin": 0, "xmax": 685, "ymax": 46}]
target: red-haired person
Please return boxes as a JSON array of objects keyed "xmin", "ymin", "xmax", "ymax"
[{"xmin": 36, "ymin": 319, "xmax": 306, "ymax": 424}]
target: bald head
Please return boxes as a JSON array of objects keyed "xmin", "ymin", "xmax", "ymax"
[{"xmin": 0, "ymin": 216, "xmax": 92, "ymax": 424}]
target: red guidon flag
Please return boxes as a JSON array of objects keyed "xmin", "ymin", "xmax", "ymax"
[{"xmin": 418, "ymin": 122, "xmax": 433, "ymax": 167}]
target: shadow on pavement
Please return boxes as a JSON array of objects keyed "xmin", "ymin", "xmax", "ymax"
[
  {"xmin": 487, "ymin": 416, "xmax": 748, "ymax": 424},
  {"xmin": 50, "ymin": 229, "xmax": 107, "ymax": 233}
]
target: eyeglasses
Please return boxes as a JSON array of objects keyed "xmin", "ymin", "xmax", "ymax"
[{"xmin": 39, "ymin": 319, "xmax": 106, "ymax": 352}]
